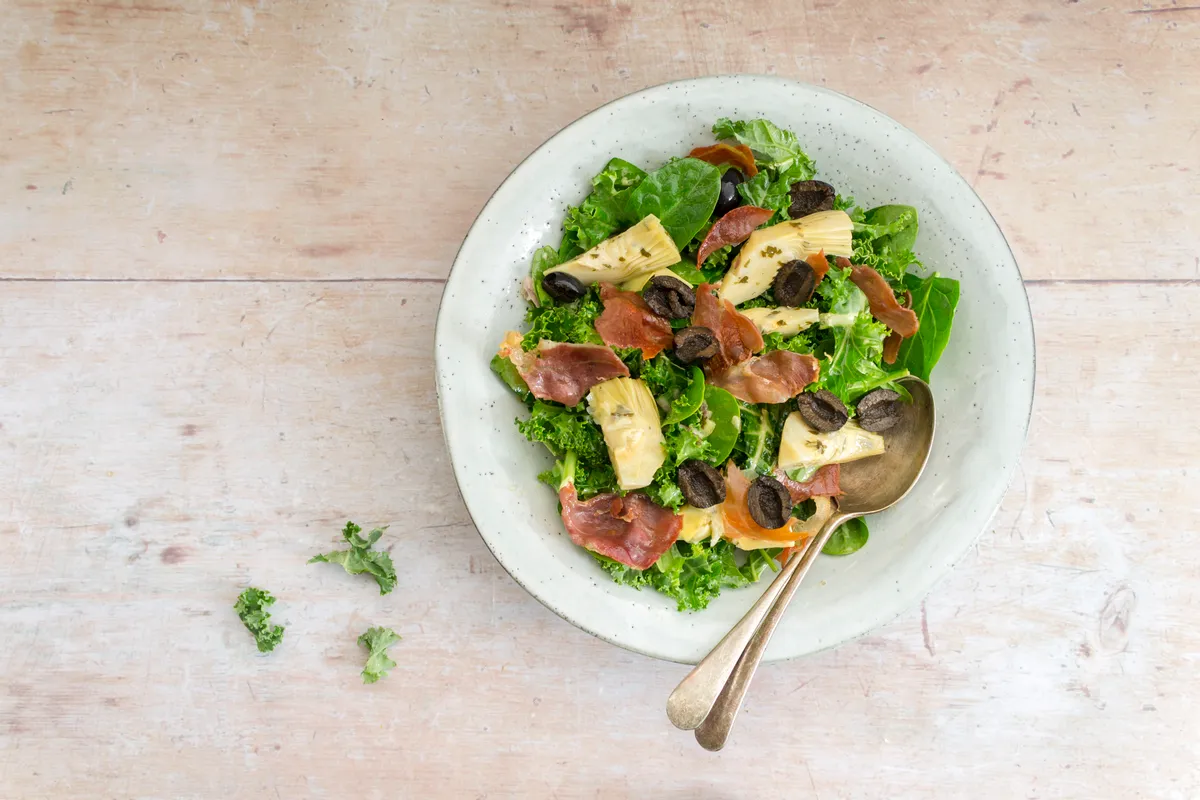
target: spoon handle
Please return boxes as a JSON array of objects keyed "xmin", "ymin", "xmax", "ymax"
[
  {"xmin": 694, "ymin": 514, "xmax": 849, "ymax": 751},
  {"xmin": 665, "ymin": 539, "xmax": 811, "ymax": 730}
]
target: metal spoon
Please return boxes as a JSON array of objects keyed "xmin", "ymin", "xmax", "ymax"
[{"xmin": 666, "ymin": 376, "xmax": 936, "ymax": 746}]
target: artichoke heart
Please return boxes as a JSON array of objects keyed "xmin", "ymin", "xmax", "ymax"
[
  {"xmin": 678, "ymin": 504, "xmax": 724, "ymax": 545},
  {"xmin": 739, "ymin": 306, "xmax": 820, "ymax": 337},
  {"xmin": 718, "ymin": 210, "xmax": 853, "ymax": 306},
  {"xmin": 547, "ymin": 215, "xmax": 681, "ymax": 287},
  {"xmin": 586, "ymin": 377, "xmax": 666, "ymax": 490},
  {"xmin": 777, "ymin": 411, "xmax": 885, "ymax": 472}
]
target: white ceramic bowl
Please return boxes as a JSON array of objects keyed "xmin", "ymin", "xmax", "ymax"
[{"xmin": 435, "ymin": 76, "xmax": 1034, "ymax": 664}]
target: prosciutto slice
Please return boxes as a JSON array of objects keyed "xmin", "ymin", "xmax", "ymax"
[
  {"xmin": 692, "ymin": 284, "xmax": 764, "ymax": 376},
  {"xmin": 558, "ymin": 484, "xmax": 681, "ymax": 570},
  {"xmin": 594, "ymin": 283, "xmax": 674, "ymax": 359},
  {"xmin": 498, "ymin": 331, "xmax": 629, "ymax": 407},
  {"xmin": 847, "ymin": 265, "xmax": 919, "ymax": 338},
  {"xmin": 775, "ymin": 464, "xmax": 841, "ymax": 503},
  {"xmin": 687, "ymin": 143, "xmax": 758, "ymax": 177},
  {"xmin": 696, "ymin": 206, "xmax": 774, "ymax": 268},
  {"xmin": 707, "ymin": 351, "xmax": 820, "ymax": 404},
  {"xmin": 806, "ymin": 250, "xmax": 831, "ymax": 284}
]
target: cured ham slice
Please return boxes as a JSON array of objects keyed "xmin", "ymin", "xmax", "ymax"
[
  {"xmin": 847, "ymin": 265, "xmax": 919, "ymax": 338},
  {"xmin": 806, "ymin": 250, "xmax": 831, "ymax": 284},
  {"xmin": 707, "ymin": 351, "xmax": 820, "ymax": 404},
  {"xmin": 687, "ymin": 143, "xmax": 758, "ymax": 177},
  {"xmin": 498, "ymin": 331, "xmax": 629, "ymax": 407},
  {"xmin": 696, "ymin": 206, "xmax": 774, "ymax": 268},
  {"xmin": 558, "ymin": 484, "xmax": 681, "ymax": 570},
  {"xmin": 594, "ymin": 283, "xmax": 674, "ymax": 359},
  {"xmin": 775, "ymin": 464, "xmax": 841, "ymax": 503},
  {"xmin": 691, "ymin": 284, "xmax": 764, "ymax": 375}
]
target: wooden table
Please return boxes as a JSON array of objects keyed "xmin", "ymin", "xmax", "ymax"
[{"xmin": 2, "ymin": 1, "xmax": 1197, "ymax": 796}]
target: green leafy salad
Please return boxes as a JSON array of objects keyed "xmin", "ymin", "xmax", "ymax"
[{"xmin": 491, "ymin": 117, "xmax": 960, "ymax": 612}]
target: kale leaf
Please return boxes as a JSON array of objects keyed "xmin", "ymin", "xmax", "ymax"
[
  {"xmin": 593, "ymin": 539, "xmax": 780, "ymax": 612},
  {"xmin": 358, "ymin": 626, "xmax": 402, "ymax": 684},
  {"xmin": 560, "ymin": 158, "xmax": 647, "ymax": 259},
  {"xmin": 309, "ymin": 521, "xmax": 397, "ymax": 595},
  {"xmin": 234, "ymin": 587, "xmax": 285, "ymax": 653},
  {"xmin": 521, "ymin": 286, "xmax": 604, "ymax": 350}
]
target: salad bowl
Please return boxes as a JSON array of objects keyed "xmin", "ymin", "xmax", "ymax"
[{"xmin": 435, "ymin": 75, "xmax": 1034, "ymax": 664}]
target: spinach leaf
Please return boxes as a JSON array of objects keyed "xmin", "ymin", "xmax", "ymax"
[
  {"xmin": 528, "ymin": 245, "xmax": 560, "ymax": 307},
  {"xmin": 859, "ymin": 205, "xmax": 919, "ymax": 252},
  {"xmin": 234, "ymin": 587, "xmax": 285, "ymax": 653},
  {"xmin": 358, "ymin": 626, "xmax": 401, "ymax": 684},
  {"xmin": 668, "ymin": 261, "xmax": 707, "ymax": 286},
  {"xmin": 712, "ymin": 118, "xmax": 816, "ymax": 177},
  {"xmin": 701, "ymin": 386, "xmax": 741, "ymax": 465},
  {"xmin": 894, "ymin": 272, "xmax": 961, "ymax": 381},
  {"xmin": 664, "ymin": 367, "xmax": 705, "ymax": 424},
  {"xmin": 822, "ymin": 518, "xmax": 869, "ymax": 555},
  {"xmin": 627, "ymin": 158, "xmax": 722, "ymax": 249},
  {"xmin": 560, "ymin": 158, "xmax": 647, "ymax": 258},
  {"xmin": 490, "ymin": 353, "xmax": 530, "ymax": 402}
]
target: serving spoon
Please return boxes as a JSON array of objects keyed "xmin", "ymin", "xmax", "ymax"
[{"xmin": 666, "ymin": 376, "xmax": 936, "ymax": 748}]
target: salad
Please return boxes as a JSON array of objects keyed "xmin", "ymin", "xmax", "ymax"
[{"xmin": 491, "ymin": 117, "xmax": 960, "ymax": 612}]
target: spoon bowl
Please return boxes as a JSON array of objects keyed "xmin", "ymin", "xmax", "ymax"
[
  {"xmin": 838, "ymin": 378, "xmax": 936, "ymax": 515},
  {"xmin": 667, "ymin": 376, "xmax": 936, "ymax": 741}
]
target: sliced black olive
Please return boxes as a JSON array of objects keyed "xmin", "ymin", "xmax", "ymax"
[
  {"xmin": 747, "ymin": 475, "xmax": 791, "ymax": 529},
  {"xmin": 773, "ymin": 260, "xmax": 817, "ymax": 307},
  {"xmin": 673, "ymin": 326, "xmax": 719, "ymax": 364},
  {"xmin": 642, "ymin": 275, "xmax": 695, "ymax": 319},
  {"xmin": 541, "ymin": 271, "xmax": 586, "ymax": 303},
  {"xmin": 796, "ymin": 389, "xmax": 848, "ymax": 433},
  {"xmin": 856, "ymin": 388, "xmax": 903, "ymax": 432},
  {"xmin": 788, "ymin": 180, "xmax": 836, "ymax": 219},
  {"xmin": 715, "ymin": 168, "xmax": 745, "ymax": 217},
  {"xmin": 678, "ymin": 460, "xmax": 726, "ymax": 509}
]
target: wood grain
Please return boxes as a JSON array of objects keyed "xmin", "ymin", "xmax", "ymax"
[
  {"xmin": 2, "ymin": 0, "xmax": 1198, "ymax": 797},
  {"xmin": 1, "ymin": 0, "xmax": 1196, "ymax": 281},
  {"xmin": 1, "ymin": 281, "xmax": 1196, "ymax": 797}
]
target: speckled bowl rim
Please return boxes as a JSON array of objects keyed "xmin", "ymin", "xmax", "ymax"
[{"xmin": 435, "ymin": 75, "xmax": 1035, "ymax": 665}]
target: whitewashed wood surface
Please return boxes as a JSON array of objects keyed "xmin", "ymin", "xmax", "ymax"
[{"xmin": 2, "ymin": 1, "xmax": 1198, "ymax": 798}]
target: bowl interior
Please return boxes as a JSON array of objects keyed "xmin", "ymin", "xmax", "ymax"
[{"xmin": 435, "ymin": 76, "xmax": 1034, "ymax": 664}]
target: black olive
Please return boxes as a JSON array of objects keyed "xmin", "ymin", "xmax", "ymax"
[
  {"xmin": 788, "ymin": 180, "xmax": 836, "ymax": 219},
  {"xmin": 642, "ymin": 275, "xmax": 695, "ymax": 319},
  {"xmin": 673, "ymin": 326, "xmax": 719, "ymax": 363},
  {"xmin": 796, "ymin": 389, "xmax": 849, "ymax": 433},
  {"xmin": 714, "ymin": 168, "xmax": 745, "ymax": 217},
  {"xmin": 747, "ymin": 475, "xmax": 791, "ymax": 529},
  {"xmin": 541, "ymin": 271, "xmax": 586, "ymax": 303},
  {"xmin": 677, "ymin": 460, "xmax": 726, "ymax": 509},
  {"xmin": 773, "ymin": 260, "xmax": 817, "ymax": 306},
  {"xmin": 856, "ymin": 388, "xmax": 903, "ymax": 432}
]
